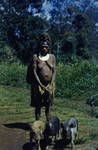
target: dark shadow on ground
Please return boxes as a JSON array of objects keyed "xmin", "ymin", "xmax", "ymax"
[
  {"xmin": 76, "ymin": 137, "xmax": 87, "ymax": 145},
  {"xmin": 52, "ymin": 138, "xmax": 86, "ymax": 150},
  {"xmin": 53, "ymin": 139, "xmax": 66, "ymax": 149},
  {"xmin": 23, "ymin": 140, "xmax": 48, "ymax": 150},
  {"xmin": 3, "ymin": 122, "xmax": 30, "ymax": 131},
  {"xmin": 22, "ymin": 142, "xmax": 36, "ymax": 150}
]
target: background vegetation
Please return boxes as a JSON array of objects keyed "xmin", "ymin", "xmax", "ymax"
[{"xmin": 0, "ymin": 59, "xmax": 98, "ymax": 98}]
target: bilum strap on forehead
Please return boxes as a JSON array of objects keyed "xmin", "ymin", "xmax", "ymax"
[{"xmin": 42, "ymin": 41, "xmax": 49, "ymax": 47}]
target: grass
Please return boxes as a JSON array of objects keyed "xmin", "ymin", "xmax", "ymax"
[{"xmin": 0, "ymin": 85, "xmax": 98, "ymax": 149}]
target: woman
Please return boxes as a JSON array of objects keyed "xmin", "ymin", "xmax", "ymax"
[{"xmin": 26, "ymin": 33, "xmax": 56, "ymax": 120}]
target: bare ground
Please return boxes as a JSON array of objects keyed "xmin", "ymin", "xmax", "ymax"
[
  {"xmin": 0, "ymin": 123, "xmax": 30, "ymax": 150},
  {"xmin": 0, "ymin": 122, "xmax": 76, "ymax": 150},
  {"xmin": 0, "ymin": 123, "xmax": 97, "ymax": 150}
]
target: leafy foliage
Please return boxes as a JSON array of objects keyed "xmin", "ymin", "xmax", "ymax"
[
  {"xmin": 0, "ymin": 0, "xmax": 95, "ymax": 62},
  {"xmin": 0, "ymin": 60, "xmax": 97, "ymax": 98},
  {"xmin": 5, "ymin": 13, "xmax": 49, "ymax": 63},
  {"xmin": 0, "ymin": 41, "xmax": 15, "ymax": 61},
  {"xmin": 56, "ymin": 60, "xmax": 98, "ymax": 97},
  {"xmin": 0, "ymin": 62, "xmax": 27, "ymax": 87}
]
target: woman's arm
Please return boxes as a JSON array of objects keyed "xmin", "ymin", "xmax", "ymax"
[
  {"xmin": 33, "ymin": 55, "xmax": 47, "ymax": 90},
  {"xmin": 50, "ymin": 55, "xmax": 56, "ymax": 84},
  {"xmin": 46, "ymin": 55, "xmax": 56, "ymax": 93}
]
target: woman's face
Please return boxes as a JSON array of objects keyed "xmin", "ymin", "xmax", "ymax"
[{"xmin": 40, "ymin": 45, "xmax": 49, "ymax": 56}]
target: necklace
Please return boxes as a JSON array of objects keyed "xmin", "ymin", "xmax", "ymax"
[{"xmin": 39, "ymin": 53, "xmax": 49, "ymax": 61}]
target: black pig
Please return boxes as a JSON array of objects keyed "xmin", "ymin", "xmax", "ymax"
[{"xmin": 44, "ymin": 116, "xmax": 61, "ymax": 143}]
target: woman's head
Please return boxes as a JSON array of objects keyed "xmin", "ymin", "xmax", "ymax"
[
  {"xmin": 40, "ymin": 41, "xmax": 49, "ymax": 55},
  {"xmin": 38, "ymin": 32, "xmax": 52, "ymax": 55}
]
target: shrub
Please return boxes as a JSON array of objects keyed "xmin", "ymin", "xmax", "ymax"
[
  {"xmin": 0, "ymin": 41, "xmax": 14, "ymax": 61},
  {"xmin": 0, "ymin": 62, "xmax": 27, "ymax": 87},
  {"xmin": 0, "ymin": 60, "xmax": 97, "ymax": 98},
  {"xmin": 56, "ymin": 60, "xmax": 98, "ymax": 98}
]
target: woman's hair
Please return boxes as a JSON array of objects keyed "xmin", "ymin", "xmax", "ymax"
[{"xmin": 39, "ymin": 32, "xmax": 51, "ymax": 43}]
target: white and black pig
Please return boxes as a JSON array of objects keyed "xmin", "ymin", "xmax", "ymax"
[{"xmin": 61, "ymin": 117, "xmax": 78, "ymax": 149}]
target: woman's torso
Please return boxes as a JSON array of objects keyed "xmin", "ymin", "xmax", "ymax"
[{"xmin": 37, "ymin": 54, "xmax": 54, "ymax": 85}]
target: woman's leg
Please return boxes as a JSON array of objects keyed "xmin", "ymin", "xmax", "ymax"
[
  {"xmin": 35, "ymin": 106, "xmax": 41, "ymax": 120},
  {"xmin": 45, "ymin": 105, "xmax": 50, "ymax": 121}
]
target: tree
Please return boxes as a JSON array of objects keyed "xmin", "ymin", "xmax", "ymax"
[
  {"xmin": 0, "ymin": 0, "xmax": 96, "ymax": 62},
  {"xmin": 72, "ymin": 14, "xmax": 90, "ymax": 59},
  {"xmin": 0, "ymin": 1, "xmax": 49, "ymax": 63}
]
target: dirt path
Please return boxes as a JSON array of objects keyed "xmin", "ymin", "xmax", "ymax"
[
  {"xmin": 0, "ymin": 123, "xmax": 72, "ymax": 150},
  {"xmin": 0, "ymin": 123, "xmax": 31, "ymax": 150},
  {"xmin": 0, "ymin": 123, "xmax": 97, "ymax": 150}
]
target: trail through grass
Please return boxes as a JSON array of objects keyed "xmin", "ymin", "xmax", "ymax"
[{"xmin": 0, "ymin": 85, "xmax": 98, "ymax": 149}]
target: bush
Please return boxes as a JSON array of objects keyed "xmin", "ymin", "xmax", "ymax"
[
  {"xmin": 0, "ymin": 62, "xmax": 27, "ymax": 87},
  {"xmin": 56, "ymin": 60, "xmax": 98, "ymax": 98},
  {"xmin": 0, "ymin": 41, "xmax": 14, "ymax": 61},
  {"xmin": 0, "ymin": 60, "xmax": 98, "ymax": 98}
]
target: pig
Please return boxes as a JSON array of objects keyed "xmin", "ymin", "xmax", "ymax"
[
  {"xmin": 29, "ymin": 120, "xmax": 45, "ymax": 150},
  {"xmin": 44, "ymin": 116, "xmax": 61, "ymax": 143},
  {"xmin": 61, "ymin": 117, "xmax": 78, "ymax": 149}
]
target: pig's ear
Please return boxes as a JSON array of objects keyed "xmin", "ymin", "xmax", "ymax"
[{"xmin": 61, "ymin": 123, "xmax": 63, "ymax": 128}]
